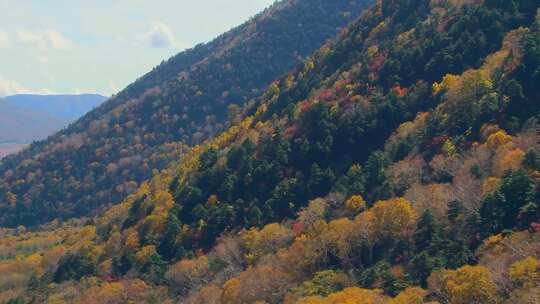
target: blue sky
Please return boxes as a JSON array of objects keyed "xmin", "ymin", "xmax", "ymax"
[{"xmin": 0, "ymin": 0, "xmax": 275, "ymax": 97}]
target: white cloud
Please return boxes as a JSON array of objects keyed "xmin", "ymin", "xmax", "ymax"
[
  {"xmin": 145, "ymin": 22, "xmax": 176, "ymax": 48},
  {"xmin": 16, "ymin": 29, "xmax": 74, "ymax": 50},
  {"xmin": 0, "ymin": 29, "xmax": 10, "ymax": 48},
  {"xmin": 108, "ymin": 81, "xmax": 119, "ymax": 95},
  {"xmin": 0, "ymin": 75, "xmax": 57, "ymax": 97},
  {"xmin": 35, "ymin": 54, "xmax": 49, "ymax": 64},
  {"xmin": 0, "ymin": 76, "xmax": 29, "ymax": 97}
]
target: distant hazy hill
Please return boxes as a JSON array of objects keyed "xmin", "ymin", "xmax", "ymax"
[
  {"xmin": 3, "ymin": 94, "xmax": 107, "ymax": 121},
  {"xmin": 0, "ymin": 94, "xmax": 106, "ymax": 158},
  {"xmin": 0, "ymin": 100, "xmax": 67, "ymax": 143}
]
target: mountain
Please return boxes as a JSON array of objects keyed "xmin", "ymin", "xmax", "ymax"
[
  {"xmin": 3, "ymin": 94, "xmax": 107, "ymax": 121},
  {"xmin": 0, "ymin": 100, "xmax": 66, "ymax": 143},
  {"xmin": 0, "ymin": 1, "xmax": 539, "ymax": 303},
  {"xmin": 0, "ymin": 0, "xmax": 371, "ymax": 227},
  {"xmin": 0, "ymin": 143, "xmax": 27, "ymax": 159},
  {"xmin": 0, "ymin": 94, "xmax": 105, "ymax": 159}
]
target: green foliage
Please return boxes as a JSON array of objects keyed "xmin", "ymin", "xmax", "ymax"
[
  {"xmin": 138, "ymin": 253, "xmax": 167, "ymax": 284},
  {"xmin": 157, "ymin": 211, "xmax": 184, "ymax": 261},
  {"xmin": 344, "ymin": 164, "xmax": 367, "ymax": 196},
  {"xmin": 414, "ymin": 211, "xmax": 442, "ymax": 252},
  {"xmin": 112, "ymin": 254, "xmax": 133, "ymax": 277},
  {"xmin": 357, "ymin": 261, "xmax": 412, "ymax": 296},
  {"xmin": 365, "ymin": 151, "xmax": 392, "ymax": 201},
  {"xmin": 53, "ymin": 252, "xmax": 97, "ymax": 283},
  {"xmin": 295, "ymin": 270, "xmax": 351, "ymax": 297},
  {"xmin": 524, "ymin": 150, "xmax": 540, "ymax": 171},
  {"xmin": 480, "ymin": 170, "xmax": 537, "ymax": 235}
]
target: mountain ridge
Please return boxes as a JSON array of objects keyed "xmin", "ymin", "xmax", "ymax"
[
  {"xmin": 0, "ymin": 0, "xmax": 371, "ymax": 227},
  {"xmin": 0, "ymin": 100, "xmax": 67, "ymax": 144},
  {"xmin": 0, "ymin": 94, "xmax": 106, "ymax": 158},
  {"xmin": 3, "ymin": 94, "xmax": 107, "ymax": 121}
]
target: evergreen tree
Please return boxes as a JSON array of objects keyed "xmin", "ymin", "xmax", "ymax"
[
  {"xmin": 157, "ymin": 211, "xmax": 184, "ymax": 261},
  {"xmin": 414, "ymin": 210, "xmax": 442, "ymax": 253}
]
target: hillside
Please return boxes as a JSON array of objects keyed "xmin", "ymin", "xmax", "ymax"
[
  {"xmin": 3, "ymin": 94, "xmax": 107, "ymax": 121},
  {"xmin": 0, "ymin": 0, "xmax": 371, "ymax": 227},
  {"xmin": 0, "ymin": 0, "xmax": 538, "ymax": 303}
]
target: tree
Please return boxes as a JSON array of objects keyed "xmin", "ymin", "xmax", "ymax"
[
  {"xmin": 242, "ymin": 223, "xmax": 292, "ymax": 262},
  {"xmin": 410, "ymin": 251, "xmax": 444, "ymax": 287},
  {"xmin": 112, "ymin": 254, "xmax": 132, "ymax": 277},
  {"xmin": 388, "ymin": 287, "xmax": 427, "ymax": 304},
  {"xmin": 447, "ymin": 200, "xmax": 464, "ymax": 224},
  {"xmin": 294, "ymin": 270, "xmax": 352, "ymax": 298},
  {"xmin": 320, "ymin": 218, "xmax": 356, "ymax": 265},
  {"xmin": 365, "ymin": 151, "xmax": 390, "ymax": 190},
  {"xmin": 247, "ymin": 206, "xmax": 263, "ymax": 227},
  {"xmin": 186, "ymin": 284, "xmax": 223, "ymax": 304},
  {"xmin": 428, "ymin": 265, "xmax": 499, "ymax": 304},
  {"xmin": 345, "ymin": 195, "xmax": 367, "ymax": 215},
  {"xmin": 414, "ymin": 210, "xmax": 442, "ymax": 252},
  {"xmin": 53, "ymin": 252, "xmax": 97, "ymax": 283},
  {"xmin": 508, "ymin": 256, "xmax": 540, "ymax": 289},
  {"xmin": 493, "ymin": 148, "xmax": 526, "ymax": 176},
  {"xmin": 480, "ymin": 170, "xmax": 536, "ymax": 234},
  {"xmin": 268, "ymin": 177, "xmax": 303, "ymax": 219},
  {"xmin": 199, "ymin": 148, "xmax": 219, "ymax": 171},
  {"xmin": 134, "ymin": 245, "xmax": 166, "ymax": 283},
  {"xmin": 486, "ymin": 130, "xmax": 512, "ymax": 150},
  {"xmin": 345, "ymin": 164, "xmax": 366, "ymax": 196},
  {"xmin": 371, "ymin": 198, "xmax": 418, "ymax": 240},
  {"xmin": 523, "ymin": 150, "xmax": 540, "ymax": 171},
  {"xmin": 166, "ymin": 256, "xmax": 211, "ymax": 294},
  {"xmin": 298, "ymin": 198, "xmax": 328, "ymax": 226},
  {"xmin": 308, "ymin": 164, "xmax": 335, "ymax": 198},
  {"xmin": 221, "ymin": 266, "xmax": 293, "ymax": 304},
  {"xmin": 297, "ymin": 287, "xmax": 388, "ymax": 304},
  {"xmin": 157, "ymin": 211, "xmax": 184, "ymax": 261}
]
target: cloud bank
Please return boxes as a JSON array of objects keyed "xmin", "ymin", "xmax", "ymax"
[
  {"xmin": 146, "ymin": 22, "xmax": 176, "ymax": 48},
  {"xmin": 0, "ymin": 76, "xmax": 29, "ymax": 97},
  {"xmin": 16, "ymin": 29, "xmax": 74, "ymax": 50},
  {"xmin": 0, "ymin": 30, "xmax": 10, "ymax": 48}
]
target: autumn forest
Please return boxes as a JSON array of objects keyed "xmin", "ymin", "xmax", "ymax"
[{"xmin": 0, "ymin": 0, "xmax": 539, "ymax": 303}]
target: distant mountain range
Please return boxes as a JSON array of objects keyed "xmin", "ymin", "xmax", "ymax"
[
  {"xmin": 3, "ymin": 94, "xmax": 107, "ymax": 122},
  {"xmin": 0, "ymin": 94, "xmax": 106, "ymax": 157},
  {"xmin": 0, "ymin": 100, "xmax": 66, "ymax": 143}
]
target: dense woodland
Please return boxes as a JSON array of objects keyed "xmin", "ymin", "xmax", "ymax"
[
  {"xmin": 0, "ymin": 0, "xmax": 539, "ymax": 303},
  {"xmin": 0, "ymin": 0, "xmax": 369, "ymax": 227}
]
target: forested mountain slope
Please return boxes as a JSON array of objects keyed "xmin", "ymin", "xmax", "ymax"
[
  {"xmin": 0, "ymin": 0, "xmax": 538, "ymax": 303},
  {"xmin": 0, "ymin": 0, "xmax": 370, "ymax": 227}
]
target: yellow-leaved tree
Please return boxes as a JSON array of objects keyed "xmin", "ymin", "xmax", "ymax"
[
  {"xmin": 428, "ymin": 265, "xmax": 499, "ymax": 304},
  {"xmin": 508, "ymin": 256, "xmax": 540, "ymax": 289},
  {"xmin": 297, "ymin": 287, "xmax": 388, "ymax": 304},
  {"xmin": 371, "ymin": 198, "xmax": 418, "ymax": 240}
]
